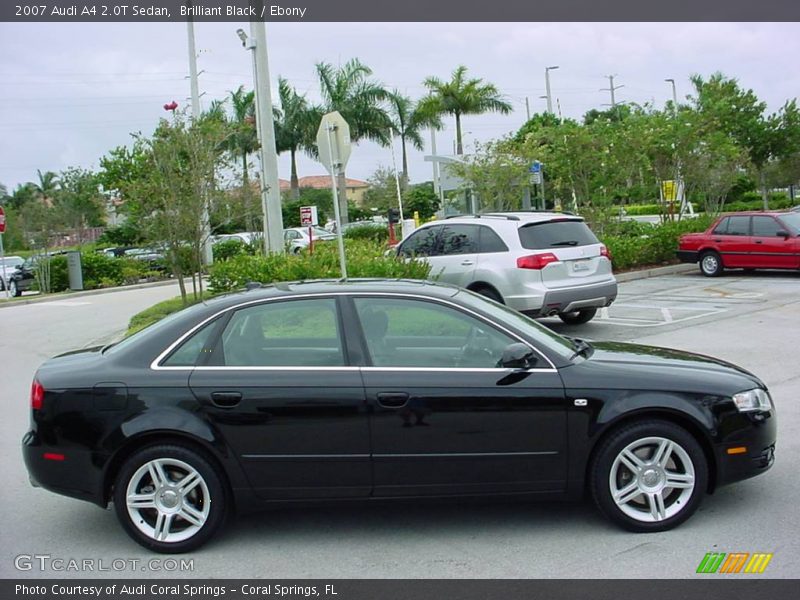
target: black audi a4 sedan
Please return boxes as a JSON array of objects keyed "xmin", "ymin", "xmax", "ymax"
[{"xmin": 23, "ymin": 280, "xmax": 776, "ymax": 552}]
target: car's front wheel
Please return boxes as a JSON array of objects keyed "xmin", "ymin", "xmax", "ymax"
[
  {"xmin": 558, "ymin": 308, "xmax": 597, "ymax": 324},
  {"xmin": 590, "ymin": 420, "xmax": 707, "ymax": 532},
  {"xmin": 113, "ymin": 444, "xmax": 227, "ymax": 553},
  {"xmin": 700, "ymin": 251, "xmax": 724, "ymax": 277},
  {"xmin": 9, "ymin": 280, "xmax": 20, "ymax": 297}
]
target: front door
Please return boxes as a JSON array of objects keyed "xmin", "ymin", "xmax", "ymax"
[
  {"xmin": 188, "ymin": 296, "xmax": 370, "ymax": 500},
  {"xmin": 350, "ymin": 295, "xmax": 568, "ymax": 497},
  {"xmin": 750, "ymin": 215, "xmax": 800, "ymax": 269}
]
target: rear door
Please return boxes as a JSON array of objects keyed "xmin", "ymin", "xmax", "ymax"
[
  {"xmin": 517, "ymin": 219, "xmax": 611, "ymax": 289},
  {"xmin": 425, "ymin": 224, "xmax": 481, "ymax": 288},
  {"xmin": 712, "ymin": 215, "xmax": 752, "ymax": 268},
  {"xmin": 750, "ymin": 215, "xmax": 799, "ymax": 268}
]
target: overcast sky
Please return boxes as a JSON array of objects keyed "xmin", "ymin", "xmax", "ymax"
[{"xmin": 1, "ymin": 21, "xmax": 798, "ymax": 192}]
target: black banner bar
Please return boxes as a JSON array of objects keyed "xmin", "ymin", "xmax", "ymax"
[{"xmin": 2, "ymin": 0, "xmax": 800, "ymax": 22}]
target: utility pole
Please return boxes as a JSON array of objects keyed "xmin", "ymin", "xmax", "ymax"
[
  {"xmin": 665, "ymin": 78, "xmax": 678, "ymax": 106},
  {"xmin": 186, "ymin": 11, "xmax": 213, "ymax": 266},
  {"xmin": 545, "ymin": 66, "xmax": 559, "ymax": 114},
  {"xmin": 525, "ymin": 97, "xmax": 530, "ymax": 121},
  {"xmin": 601, "ymin": 74, "xmax": 624, "ymax": 107},
  {"xmin": 244, "ymin": 19, "xmax": 285, "ymax": 254}
]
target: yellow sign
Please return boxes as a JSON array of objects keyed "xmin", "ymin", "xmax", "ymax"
[{"xmin": 661, "ymin": 180, "xmax": 677, "ymax": 202}]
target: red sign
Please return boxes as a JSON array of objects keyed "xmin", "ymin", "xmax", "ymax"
[
  {"xmin": 300, "ymin": 206, "xmax": 313, "ymax": 226},
  {"xmin": 0, "ymin": 206, "xmax": 6, "ymax": 234}
]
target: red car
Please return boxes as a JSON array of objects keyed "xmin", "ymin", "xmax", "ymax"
[{"xmin": 677, "ymin": 211, "xmax": 800, "ymax": 276}]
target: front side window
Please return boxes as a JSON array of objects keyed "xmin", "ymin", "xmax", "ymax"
[
  {"xmin": 398, "ymin": 226, "xmax": 442, "ymax": 257},
  {"xmin": 354, "ymin": 297, "xmax": 517, "ymax": 368},
  {"xmin": 712, "ymin": 217, "xmax": 730, "ymax": 235},
  {"xmin": 751, "ymin": 216, "xmax": 782, "ymax": 237},
  {"xmin": 220, "ymin": 298, "xmax": 344, "ymax": 367}
]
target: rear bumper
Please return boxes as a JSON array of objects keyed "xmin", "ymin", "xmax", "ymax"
[
  {"xmin": 676, "ymin": 250, "xmax": 699, "ymax": 263},
  {"xmin": 515, "ymin": 279, "xmax": 618, "ymax": 317}
]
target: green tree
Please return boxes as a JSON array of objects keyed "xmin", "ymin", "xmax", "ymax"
[
  {"xmin": 361, "ymin": 166, "xmax": 399, "ymax": 212},
  {"xmin": 403, "ymin": 182, "xmax": 440, "ymax": 220},
  {"xmin": 274, "ymin": 77, "xmax": 322, "ymax": 199},
  {"xmin": 386, "ymin": 91, "xmax": 441, "ymax": 185},
  {"xmin": 316, "ymin": 58, "xmax": 391, "ymax": 223},
  {"xmin": 224, "ymin": 86, "xmax": 260, "ymax": 229},
  {"xmin": 33, "ymin": 169, "xmax": 59, "ymax": 203},
  {"xmin": 419, "ymin": 65, "xmax": 512, "ymax": 155},
  {"xmin": 54, "ymin": 167, "xmax": 105, "ymax": 233}
]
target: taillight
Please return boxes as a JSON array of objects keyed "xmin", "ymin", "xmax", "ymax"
[
  {"xmin": 600, "ymin": 245, "xmax": 612, "ymax": 261},
  {"xmin": 31, "ymin": 379, "xmax": 44, "ymax": 411},
  {"xmin": 517, "ymin": 253, "xmax": 559, "ymax": 270}
]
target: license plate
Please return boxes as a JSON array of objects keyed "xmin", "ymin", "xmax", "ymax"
[{"xmin": 571, "ymin": 260, "xmax": 590, "ymax": 272}]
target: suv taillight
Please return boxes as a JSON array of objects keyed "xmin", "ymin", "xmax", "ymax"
[
  {"xmin": 517, "ymin": 253, "xmax": 559, "ymax": 270},
  {"xmin": 31, "ymin": 379, "xmax": 44, "ymax": 411},
  {"xmin": 600, "ymin": 245, "xmax": 612, "ymax": 261}
]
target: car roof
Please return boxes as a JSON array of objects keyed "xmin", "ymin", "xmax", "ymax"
[
  {"xmin": 719, "ymin": 211, "xmax": 793, "ymax": 217},
  {"xmin": 434, "ymin": 212, "xmax": 582, "ymax": 226}
]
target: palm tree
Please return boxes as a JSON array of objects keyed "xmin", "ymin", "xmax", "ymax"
[
  {"xmin": 33, "ymin": 170, "xmax": 59, "ymax": 206},
  {"xmin": 420, "ymin": 66, "xmax": 513, "ymax": 155},
  {"xmin": 274, "ymin": 78, "xmax": 322, "ymax": 199},
  {"xmin": 387, "ymin": 91, "xmax": 442, "ymax": 186},
  {"xmin": 316, "ymin": 58, "xmax": 391, "ymax": 222},
  {"xmin": 224, "ymin": 87, "xmax": 259, "ymax": 229}
]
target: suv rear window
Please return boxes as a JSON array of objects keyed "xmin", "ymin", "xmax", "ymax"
[{"xmin": 518, "ymin": 220, "xmax": 599, "ymax": 250}]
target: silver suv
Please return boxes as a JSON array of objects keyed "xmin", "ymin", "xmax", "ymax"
[{"xmin": 396, "ymin": 212, "xmax": 617, "ymax": 324}]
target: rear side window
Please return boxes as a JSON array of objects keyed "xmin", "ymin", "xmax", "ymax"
[
  {"xmin": 398, "ymin": 226, "xmax": 442, "ymax": 257},
  {"xmin": 478, "ymin": 226, "xmax": 508, "ymax": 253},
  {"xmin": 440, "ymin": 225, "xmax": 479, "ymax": 255},
  {"xmin": 163, "ymin": 319, "xmax": 219, "ymax": 367},
  {"xmin": 518, "ymin": 220, "xmax": 599, "ymax": 250},
  {"xmin": 726, "ymin": 216, "xmax": 750, "ymax": 236}
]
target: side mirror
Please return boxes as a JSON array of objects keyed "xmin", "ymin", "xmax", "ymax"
[
  {"xmin": 500, "ymin": 343, "xmax": 538, "ymax": 370},
  {"xmin": 776, "ymin": 230, "xmax": 791, "ymax": 239}
]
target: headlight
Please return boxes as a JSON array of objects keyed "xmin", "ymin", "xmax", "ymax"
[{"xmin": 732, "ymin": 388, "xmax": 772, "ymax": 412}]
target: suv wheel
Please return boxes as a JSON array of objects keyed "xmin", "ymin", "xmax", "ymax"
[
  {"xmin": 699, "ymin": 251, "xmax": 723, "ymax": 277},
  {"xmin": 113, "ymin": 444, "xmax": 227, "ymax": 553},
  {"xmin": 558, "ymin": 308, "xmax": 597, "ymax": 324},
  {"xmin": 590, "ymin": 420, "xmax": 707, "ymax": 532},
  {"xmin": 473, "ymin": 286, "xmax": 504, "ymax": 304}
]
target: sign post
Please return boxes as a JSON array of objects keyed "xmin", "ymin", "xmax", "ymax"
[
  {"xmin": 316, "ymin": 111, "xmax": 352, "ymax": 279},
  {"xmin": 0, "ymin": 206, "xmax": 8, "ymax": 299},
  {"xmin": 300, "ymin": 205, "xmax": 318, "ymax": 254}
]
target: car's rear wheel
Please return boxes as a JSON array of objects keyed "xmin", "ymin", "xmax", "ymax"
[
  {"xmin": 9, "ymin": 280, "xmax": 20, "ymax": 297},
  {"xmin": 558, "ymin": 308, "xmax": 597, "ymax": 324},
  {"xmin": 590, "ymin": 420, "xmax": 707, "ymax": 532},
  {"xmin": 473, "ymin": 285, "xmax": 504, "ymax": 304},
  {"xmin": 699, "ymin": 251, "xmax": 723, "ymax": 277},
  {"xmin": 113, "ymin": 444, "xmax": 227, "ymax": 553}
]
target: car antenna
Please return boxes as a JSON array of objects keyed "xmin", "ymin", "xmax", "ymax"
[{"xmin": 244, "ymin": 281, "xmax": 263, "ymax": 291}]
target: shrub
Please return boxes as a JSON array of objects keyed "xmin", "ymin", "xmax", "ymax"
[
  {"xmin": 343, "ymin": 223, "xmax": 389, "ymax": 244},
  {"xmin": 127, "ymin": 296, "xmax": 204, "ymax": 336},
  {"xmin": 213, "ymin": 239, "xmax": 253, "ymax": 262},
  {"xmin": 208, "ymin": 239, "xmax": 431, "ymax": 293}
]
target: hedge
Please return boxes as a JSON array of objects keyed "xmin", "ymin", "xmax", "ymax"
[
  {"xmin": 48, "ymin": 252, "xmax": 159, "ymax": 292},
  {"xmin": 207, "ymin": 239, "xmax": 431, "ymax": 293}
]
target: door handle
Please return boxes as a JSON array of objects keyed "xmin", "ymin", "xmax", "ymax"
[
  {"xmin": 713, "ymin": 238, "xmax": 722, "ymax": 242},
  {"xmin": 460, "ymin": 260, "xmax": 475, "ymax": 266},
  {"xmin": 210, "ymin": 391, "xmax": 242, "ymax": 408},
  {"xmin": 376, "ymin": 392, "xmax": 409, "ymax": 409},
  {"xmin": 754, "ymin": 240, "xmax": 763, "ymax": 244}
]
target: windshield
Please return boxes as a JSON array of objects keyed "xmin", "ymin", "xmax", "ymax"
[
  {"xmin": 777, "ymin": 212, "xmax": 800, "ymax": 233},
  {"xmin": 0, "ymin": 257, "xmax": 24, "ymax": 269},
  {"xmin": 455, "ymin": 289, "xmax": 576, "ymax": 361}
]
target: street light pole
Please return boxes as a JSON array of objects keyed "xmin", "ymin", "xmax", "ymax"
[
  {"xmin": 545, "ymin": 66, "xmax": 559, "ymax": 114},
  {"xmin": 240, "ymin": 21, "xmax": 285, "ymax": 254},
  {"xmin": 665, "ymin": 78, "xmax": 678, "ymax": 105}
]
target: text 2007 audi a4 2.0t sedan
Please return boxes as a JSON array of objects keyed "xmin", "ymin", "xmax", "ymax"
[{"xmin": 23, "ymin": 280, "xmax": 776, "ymax": 552}]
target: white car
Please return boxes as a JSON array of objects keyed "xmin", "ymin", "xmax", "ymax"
[
  {"xmin": 396, "ymin": 212, "xmax": 617, "ymax": 324},
  {"xmin": 284, "ymin": 227, "xmax": 336, "ymax": 254},
  {"xmin": 0, "ymin": 255, "xmax": 24, "ymax": 290}
]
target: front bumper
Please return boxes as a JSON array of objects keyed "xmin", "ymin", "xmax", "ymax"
[
  {"xmin": 516, "ymin": 279, "xmax": 618, "ymax": 317},
  {"xmin": 676, "ymin": 250, "xmax": 699, "ymax": 263},
  {"xmin": 714, "ymin": 410, "xmax": 777, "ymax": 488}
]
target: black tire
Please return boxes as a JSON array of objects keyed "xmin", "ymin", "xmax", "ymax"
[
  {"xmin": 699, "ymin": 251, "xmax": 724, "ymax": 277},
  {"xmin": 9, "ymin": 280, "xmax": 20, "ymax": 297},
  {"xmin": 113, "ymin": 444, "xmax": 227, "ymax": 553},
  {"xmin": 589, "ymin": 420, "xmax": 708, "ymax": 533},
  {"xmin": 473, "ymin": 285, "xmax": 504, "ymax": 304},
  {"xmin": 558, "ymin": 308, "xmax": 597, "ymax": 324}
]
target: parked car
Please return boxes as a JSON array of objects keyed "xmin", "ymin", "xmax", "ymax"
[
  {"xmin": 284, "ymin": 226, "xmax": 336, "ymax": 254},
  {"xmin": 212, "ymin": 232, "xmax": 263, "ymax": 246},
  {"xmin": 23, "ymin": 280, "xmax": 775, "ymax": 552},
  {"xmin": 395, "ymin": 212, "xmax": 617, "ymax": 324},
  {"xmin": 0, "ymin": 255, "xmax": 25, "ymax": 291},
  {"xmin": 677, "ymin": 211, "xmax": 800, "ymax": 276},
  {"xmin": 4, "ymin": 256, "xmax": 37, "ymax": 296}
]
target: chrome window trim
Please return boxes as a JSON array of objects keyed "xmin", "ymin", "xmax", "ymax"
[{"xmin": 150, "ymin": 291, "xmax": 557, "ymax": 371}]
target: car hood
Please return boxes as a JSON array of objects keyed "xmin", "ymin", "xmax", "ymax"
[{"xmin": 566, "ymin": 340, "xmax": 766, "ymax": 395}]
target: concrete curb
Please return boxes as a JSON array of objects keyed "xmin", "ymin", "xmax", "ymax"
[
  {"xmin": 0, "ymin": 278, "xmax": 189, "ymax": 309},
  {"xmin": 614, "ymin": 262, "xmax": 697, "ymax": 283}
]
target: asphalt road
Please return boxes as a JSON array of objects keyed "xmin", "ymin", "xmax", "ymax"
[{"xmin": 1, "ymin": 272, "xmax": 798, "ymax": 579}]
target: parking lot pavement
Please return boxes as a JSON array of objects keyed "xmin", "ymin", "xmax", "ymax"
[{"xmin": 1, "ymin": 272, "xmax": 798, "ymax": 579}]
